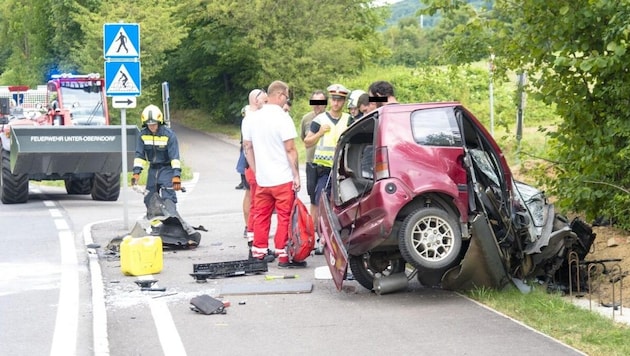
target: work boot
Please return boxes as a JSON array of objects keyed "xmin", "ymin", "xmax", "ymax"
[
  {"xmin": 249, "ymin": 248, "xmax": 276, "ymax": 263},
  {"xmin": 251, "ymin": 254, "xmax": 275, "ymax": 263},
  {"xmin": 278, "ymin": 260, "xmax": 307, "ymax": 269}
]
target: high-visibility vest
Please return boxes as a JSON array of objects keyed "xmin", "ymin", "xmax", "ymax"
[{"xmin": 313, "ymin": 112, "xmax": 350, "ymax": 168}]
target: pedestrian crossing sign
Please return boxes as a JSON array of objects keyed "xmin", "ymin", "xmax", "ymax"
[
  {"xmin": 103, "ymin": 23, "xmax": 140, "ymax": 59},
  {"xmin": 105, "ymin": 62, "xmax": 141, "ymax": 97}
]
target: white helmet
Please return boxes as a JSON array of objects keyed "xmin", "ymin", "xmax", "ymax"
[
  {"xmin": 347, "ymin": 89, "xmax": 366, "ymax": 109},
  {"xmin": 141, "ymin": 104, "xmax": 164, "ymax": 126}
]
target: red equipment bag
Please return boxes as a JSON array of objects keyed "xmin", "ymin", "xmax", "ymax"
[{"xmin": 287, "ymin": 195, "xmax": 315, "ymax": 262}]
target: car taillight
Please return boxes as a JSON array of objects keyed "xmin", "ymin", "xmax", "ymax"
[{"xmin": 374, "ymin": 146, "xmax": 390, "ymax": 180}]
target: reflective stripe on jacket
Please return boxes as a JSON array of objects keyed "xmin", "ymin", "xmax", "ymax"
[
  {"xmin": 133, "ymin": 125, "xmax": 182, "ymax": 176},
  {"xmin": 312, "ymin": 112, "xmax": 350, "ymax": 168}
]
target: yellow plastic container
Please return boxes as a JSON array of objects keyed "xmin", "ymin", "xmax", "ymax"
[{"xmin": 120, "ymin": 235, "xmax": 163, "ymax": 276}]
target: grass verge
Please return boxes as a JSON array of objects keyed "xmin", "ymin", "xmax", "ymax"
[{"xmin": 467, "ymin": 286, "xmax": 630, "ymax": 356}]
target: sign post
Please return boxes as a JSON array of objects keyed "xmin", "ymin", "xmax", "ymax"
[
  {"xmin": 104, "ymin": 22, "xmax": 141, "ymax": 229},
  {"xmin": 162, "ymin": 82, "xmax": 170, "ymax": 127}
]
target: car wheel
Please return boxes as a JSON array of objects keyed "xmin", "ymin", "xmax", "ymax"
[
  {"xmin": 398, "ymin": 207, "xmax": 462, "ymax": 271},
  {"xmin": 349, "ymin": 253, "xmax": 406, "ymax": 291}
]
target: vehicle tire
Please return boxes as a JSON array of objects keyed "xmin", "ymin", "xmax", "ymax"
[
  {"xmin": 1, "ymin": 149, "xmax": 29, "ymax": 204},
  {"xmin": 65, "ymin": 177, "xmax": 93, "ymax": 195},
  {"xmin": 349, "ymin": 253, "xmax": 406, "ymax": 291},
  {"xmin": 398, "ymin": 207, "xmax": 462, "ymax": 271},
  {"xmin": 91, "ymin": 172, "xmax": 120, "ymax": 201}
]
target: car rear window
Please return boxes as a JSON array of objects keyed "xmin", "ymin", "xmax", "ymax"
[{"xmin": 410, "ymin": 107, "xmax": 461, "ymax": 147}]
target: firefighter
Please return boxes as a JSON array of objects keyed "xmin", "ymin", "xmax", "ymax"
[{"xmin": 131, "ymin": 104, "xmax": 182, "ymax": 212}]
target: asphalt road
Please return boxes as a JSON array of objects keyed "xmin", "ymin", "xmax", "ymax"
[{"xmin": 87, "ymin": 122, "xmax": 586, "ymax": 356}]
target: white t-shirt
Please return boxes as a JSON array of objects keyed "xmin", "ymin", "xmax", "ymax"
[{"xmin": 242, "ymin": 103, "xmax": 297, "ymax": 187}]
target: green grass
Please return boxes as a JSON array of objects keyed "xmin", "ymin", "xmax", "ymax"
[
  {"xmin": 171, "ymin": 108, "xmax": 241, "ymax": 140},
  {"xmin": 467, "ymin": 286, "xmax": 630, "ymax": 356}
]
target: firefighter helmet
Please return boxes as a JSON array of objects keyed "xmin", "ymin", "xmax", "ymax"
[
  {"xmin": 348, "ymin": 90, "xmax": 366, "ymax": 109},
  {"xmin": 141, "ymin": 105, "xmax": 164, "ymax": 126}
]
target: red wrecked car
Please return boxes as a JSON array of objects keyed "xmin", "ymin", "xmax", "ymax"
[{"xmin": 318, "ymin": 102, "xmax": 595, "ymax": 293}]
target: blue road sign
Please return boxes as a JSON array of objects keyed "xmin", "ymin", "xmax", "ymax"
[
  {"xmin": 104, "ymin": 23, "xmax": 140, "ymax": 59},
  {"xmin": 105, "ymin": 62, "xmax": 141, "ymax": 97}
]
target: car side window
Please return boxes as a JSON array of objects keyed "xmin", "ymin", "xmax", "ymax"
[
  {"xmin": 360, "ymin": 145, "xmax": 373, "ymax": 179},
  {"xmin": 410, "ymin": 108, "xmax": 461, "ymax": 147}
]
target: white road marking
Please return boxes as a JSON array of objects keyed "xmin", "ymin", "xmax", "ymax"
[
  {"xmin": 54, "ymin": 219, "xmax": 69, "ymax": 230},
  {"xmin": 50, "ymin": 228, "xmax": 79, "ymax": 356},
  {"xmin": 149, "ymin": 299, "xmax": 187, "ymax": 356},
  {"xmin": 83, "ymin": 222, "xmax": 109, "ymax": 356},
  {"xmin": 85, "ymin": 216, "xmax": 189, "ymax": 356}
]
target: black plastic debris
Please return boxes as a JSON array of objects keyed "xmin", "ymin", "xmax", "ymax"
[{"xmin": 190, "ymin": 295, "xmax": 226, "ymax": 315}]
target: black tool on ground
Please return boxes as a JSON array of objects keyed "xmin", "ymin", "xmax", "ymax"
[
  {"xmin": 190, "ymin": 259, "xmax": 268, "ymax": 282},
  {"xmin": 134, "ymin": 279, "xmax": 159, "ymax": 289},
  {"xmin": 190, "ymin": 294, "xmax": 226, "ymax": 315}
]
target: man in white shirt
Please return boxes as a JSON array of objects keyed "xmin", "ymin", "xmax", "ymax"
[{"xmin": 242, "ymin": 80, "xmax": 304, "ymax": 268}]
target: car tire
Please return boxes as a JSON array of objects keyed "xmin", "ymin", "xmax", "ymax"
[
  {"xmin": 349, "ymin": 253, "xmax": 406, "ymax": 291},
  {"xmin": 398, "ymin": 207, "xmax": 462, "ymax": 271}
]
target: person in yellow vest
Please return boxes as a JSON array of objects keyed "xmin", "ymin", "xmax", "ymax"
[{"xmin": 303, "ymin": 83, "xmax": 351, "ymax": 254}]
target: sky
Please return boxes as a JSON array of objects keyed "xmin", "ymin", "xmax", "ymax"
[{"xmin": 372, "ymin": 0, "xmax": 403, "ymax": 6}]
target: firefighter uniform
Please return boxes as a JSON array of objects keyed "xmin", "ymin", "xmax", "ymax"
[{"xmin": 133, "ymin": 105, "xmax": 182, "ymax": 210}]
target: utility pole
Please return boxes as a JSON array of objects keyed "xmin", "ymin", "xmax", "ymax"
[
  {"xmin": 489, "ymin": 50, "xmax": 496, "ymax": 137},
  {"xmin": 516, "ymin": 72, "xmax": 527, "ymax": 164}
]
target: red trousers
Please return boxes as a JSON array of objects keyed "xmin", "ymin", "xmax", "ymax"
[
  {"xmin": 245, "ymin": 167, "xmax": 257, "ymax": 234},
  {"xmin": 250, "ymin": 181, "xmax": 295, "ymax": 262}
]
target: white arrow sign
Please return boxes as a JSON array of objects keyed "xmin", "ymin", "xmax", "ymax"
[{"xmin": 112, "ymin": 96, "xmax": 137, "ymax": 109}]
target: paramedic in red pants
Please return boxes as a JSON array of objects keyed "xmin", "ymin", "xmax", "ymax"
[
  {"xmin": 242, "ymin": 80, "xmax": 305, "ymax": 268},
  {"xmin": 243, "ymin": 88, "xmax": 268, "ymax": 245}
]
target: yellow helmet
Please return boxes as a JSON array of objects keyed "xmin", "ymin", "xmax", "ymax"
[{"xmin": 141, "ymin": 104, "xmax": 164, "ymax": 126}]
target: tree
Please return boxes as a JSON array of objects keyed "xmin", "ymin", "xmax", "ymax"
[
  {"xmin": 72, "ymin": 0, "xmax": 187, "ymax": 104},
  {"xmin": 425, "ymin": 0, "xmax": 630, "ymax": 227},
  {"xmin": 380, "ymin": 17, "xmax": 433, "ymax": 66},
  {"xmin": 161, "ymin": 0, "xmax": 386, "ymax": 123},
  {"xmin": 0, "ymin": 0, "xmax": 51, "ymax": 85}
]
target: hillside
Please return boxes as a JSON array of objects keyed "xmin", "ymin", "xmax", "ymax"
[{"xmin": 385, "ymin": 0, "xmax": 492, "ymax": 27}]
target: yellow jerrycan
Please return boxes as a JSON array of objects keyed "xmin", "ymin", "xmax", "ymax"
[{"xmin": 120, "ymin": 235, "xmax": 163, "ymax": 276}]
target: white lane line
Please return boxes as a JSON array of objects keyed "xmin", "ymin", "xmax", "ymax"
[
  {"xmin": 54, "ymin": 219, "xmax": 69, "ymax": 230},
  {"xmin": 83, "ymin": 221, "xmax": 110, "ymax": 356},
  {"xmin": 50, "ymin": 229, "xmax": 79, "ymax": 356},
  {"xmin": 149, "ymin": 298, "xmax": 187, "ymax": 356},
  {"xmin": 85, "ymin": 221, "xmax": 187, "ymax": 356}
]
